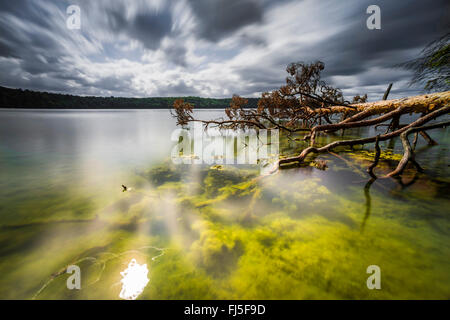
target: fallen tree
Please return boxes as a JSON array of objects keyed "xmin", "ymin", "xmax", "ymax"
[
  {"xmin": 172, "ymin": 61, "xmax": 450, "ymax": 179},
  {"xmin": 305, "ymin": 91, "xmax": 450, "ymax": 145}
]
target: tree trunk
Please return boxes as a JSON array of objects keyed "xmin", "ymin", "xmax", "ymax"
[{"xmin": 308, "ymin": 91, "xmax": 450, "ymax": 116}]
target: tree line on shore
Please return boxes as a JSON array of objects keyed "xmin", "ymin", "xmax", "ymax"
[{"xmin": 0, "ymin": 86, "xmax": 259, "ymax": 109}]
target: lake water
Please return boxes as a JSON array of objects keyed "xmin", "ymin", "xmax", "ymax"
[{"xmin": 0, "ymin": 109, "xmax": 449, "ymax": 299}]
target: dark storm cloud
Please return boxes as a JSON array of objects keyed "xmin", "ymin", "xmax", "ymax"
[
  {"xmin": 187, "ymin": 0, "xmax": 264, "ymax": 42},
  {"xmin": 0, "ymin": 1, "xmax": 63, "ymax": 61},
  {"xmin": 0, "ymin": 0, "xmax": 176, "ymax": 94},
  {"xmin": 320, "ymin": 0, "xmax": 450, "ymax": 77},
  {"xmin": 132, "ymin": 11, "xmax": 173, "ymax": 50},
  {"xmin": 104, "ymin": 4, "xmax": 173, "ymax": 51},
  {"xmin": 0, "ymin": 60, "xmax": 76, "ymax": 93},
  {"xmin": 0, "ymin": 0, "xmax": 448, "ymax": 98},
  {"xmin": 0, "ymin": 1, "xmax": 55, "ymax": 31},
  {"xmin": 0, "ymin": 0, "xmax": 84, "ymax": 92},
  {"xmin": 236, "ymin": 0, "xmax": 449, "ymax": 99},
  {"xmin": 322, "ymin": 0, "xmax": 449, "ymax": 98}
]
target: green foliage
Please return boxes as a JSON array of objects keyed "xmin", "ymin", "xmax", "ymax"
[{"xmin": 399, "ymin": 33, "xmax": 450, "ymax": 91}]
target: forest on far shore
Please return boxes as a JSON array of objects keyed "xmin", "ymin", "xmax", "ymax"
[{"xmin": 0, "ymin": 86, "xmax": 259, "ymax": 109}]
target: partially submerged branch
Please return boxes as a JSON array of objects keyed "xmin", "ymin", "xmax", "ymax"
[
  {"xmin": 277, "ymin": 105, "xmax": 449, "ymax": 169},
  {"xmin": 367, "ymin": 135, "xmax": 381, "ymax": 178},
  {"xmin": 383, "ymin": 121, "xmax": 450, "ymax": 177}
]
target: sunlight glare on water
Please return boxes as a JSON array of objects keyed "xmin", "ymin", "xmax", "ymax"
[
  {"xmin": 119, "ymin": 259, "xmax": 150, "ymax": 300},
  {"xmin": 0, "ymin": 110, "xmax": 449, "ymax": 300}
]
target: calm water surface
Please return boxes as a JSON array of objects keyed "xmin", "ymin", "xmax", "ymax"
[{"xmin": 0, "ymin": 109, "xmax": 449, "ymax": 299}]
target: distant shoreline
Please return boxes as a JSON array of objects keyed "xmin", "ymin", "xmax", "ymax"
[
  {"xmin": 0, "ymin": 106, "xmax": 229, "ymax": 110},
  {"xmin": 0, "ymin": 107, "xmax": 236, "ymax": 110},
  {"xmin": 0, "ymin": 86, "xmax": 259, "ymax": 109}
]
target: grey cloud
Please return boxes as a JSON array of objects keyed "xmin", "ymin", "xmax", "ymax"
[
  {"xmin": 164, "ymin": 42, "xmax": 187, "ymax": 67},
  {"xmin": 132, "ymin": 11, "xmax": 173, "ymax": 50},
  {"xmin": 238, "ymin": 33, "xmax": 267, "ymax": 47},
  {"xmin": 91, "ymin": 74, "xmax": 134, "ymax": 93},
  {"xmin": 0, "ymin": 0, "xmax": 150, "ymax": 96},
  {"xmin": 187, "ymin": 0, "xmax": 264, "ymax": 42},
  {"xmin": 320, "ymin": 0, "xmax": 449, "ymax": 76},
  {"xmin": 235, "ymin": 0, "xmax": 449, "ymax": 99},
  {"xmin": 156, "ymin": 80, "xmax": 200, "ymax": 97},
  {"xmin": 0, "ymin": 1, "xmax": 63, "ymax": 61},
  {"xmin": 0, "ymin": 0, "xmax": 448, "ymax": 99},
  {"xmin": 0, "ymin": 0, "xmax": 82, "ymax": 88},
  {"xmin": 101, "ymin": 2, "xmax": 174, "ymax": 51}
]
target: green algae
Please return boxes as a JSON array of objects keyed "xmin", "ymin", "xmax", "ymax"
[
  {"xmin": 0, "ymin": 132, "xmax": 449, "ymax": 300},
  {"xmin": 346, "ymin": 149, "xmax": 404, "ymax": 165}
]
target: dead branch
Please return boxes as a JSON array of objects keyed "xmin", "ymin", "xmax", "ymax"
[
  {"xmin": 307, "ymin": 103, "xmax": 415, "ymax": 145},
  {"xmin": 367, "ymin": 135, "xmax": 381, "ymax": 178},
  {"xmin": 419, "ymin": 130, "xmax": 438, "ymax": 145},
  {"xmin": 276, "ymin": 106, "xmax": 449, "ymax": 170},
  {"xmin": 383, "ymin": 83, "xmax": 393, "ymax": 101},
  {"xmin": 383, "ymin": 121, "xmax": 450, "ymax": 177}
]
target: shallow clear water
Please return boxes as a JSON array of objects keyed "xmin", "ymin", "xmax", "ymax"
[{"xmin": 0, "ymin": 109, "xmax": 449, "ymax": 300}]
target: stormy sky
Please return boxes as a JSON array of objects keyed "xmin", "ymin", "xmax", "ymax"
[{"xmin": 0, "ymin": 0, "xmax": 448, "ymax": 100}]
